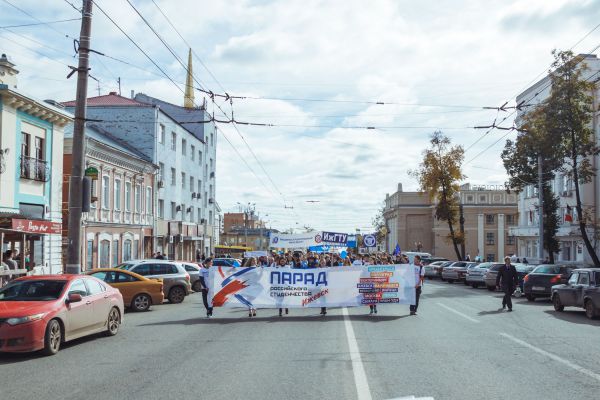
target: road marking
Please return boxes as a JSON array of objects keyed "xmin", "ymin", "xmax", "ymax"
[
  {"xmin": 499, "ymin": 332, "xmax": 600, "ymax": 383},
  {"xmin": 342, "ymin": 307, "xmax": 372, "ymax": 400},
  {"xmin": 437, "ymin": 303, "xmax": 480, "ymax": 323}
]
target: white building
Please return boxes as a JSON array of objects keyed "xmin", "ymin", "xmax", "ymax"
[
  {"xmin": 0, "ymin": 53, "xmax": 72, "ymax": 272},
  {"xmin": 509, "ymin": 53, "xmax": 600, "ymax": 264}
]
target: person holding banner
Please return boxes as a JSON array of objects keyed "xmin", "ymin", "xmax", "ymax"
[
  {"xmin": 275, "ymin": 258, "xmax": 290, "ymax": 317},
  {"xmin": 199, "ymin": 258, "xmax": 213, "ymax": 318},
  {"xmin": 410, "ymin": 255, "xmax": 426, "ymax": 315},
  {"xmin": 243, "ymin": 257, "xmax": 259, "ymax": 317}
]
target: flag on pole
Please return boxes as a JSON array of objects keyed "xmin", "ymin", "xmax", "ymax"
[
  {"xmin": 393, "ymin": 243, "xmax": 401, "ymax": 256},
  {"xmin": 565, "ymin": 205, "xmax": 573, "ymax": 223}
]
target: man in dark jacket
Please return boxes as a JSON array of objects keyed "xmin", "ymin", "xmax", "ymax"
[{"xmin": 496, "ymin": 256, "xmax": 519, "ymax": 311}]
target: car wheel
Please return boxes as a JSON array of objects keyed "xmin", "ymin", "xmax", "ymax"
[
  {"xmin": 471, "ymin": 283, "xmax": 479, "ymax": 288},
  {"xmin": 42, "ymin": 319, "xmax": 62, "ymax": 356},
  {"xmin": 168, "ymin": 286, "xmax": 186, "ymax": 304},
  {"xmin": 526, "ymin": 294, "xmax": 535, "ymax": 302},
  {"xmin": 553, "ymin": 295, "xmax": 564, "ymax": 312},
  {"xmin": 486, "ymin": 286, "xmax": 495, "ymax": 291},
  {"xmin": 585, "ymin": 300, "xmax": 597, "ymax": 320},
  {"xmin": 463, "ymin": 280, "xmax": 469, "ymax": 286},
  {"xmin": 131, "ymin": 294, "xmax": 151, "ymax": 312},
  {"xmin": 105, "ymin": 307, "xmax": 121, "ymax": 336},
  {"xmin": 192, "ymin": 280, "xmax": 202, "ymax": 292},
  {"xmin": 447, "ymin": 279, "xmax": 454, "ymax": 284}
]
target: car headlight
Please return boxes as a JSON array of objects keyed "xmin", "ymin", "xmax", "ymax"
[{"xmin": 6, "ymin": 313, "xmax": 45, "ymax": 326}]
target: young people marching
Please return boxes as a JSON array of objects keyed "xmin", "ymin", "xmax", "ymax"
[{"xmin": 243, "ymin": 257, "xmax": 259, "ymax": 317}]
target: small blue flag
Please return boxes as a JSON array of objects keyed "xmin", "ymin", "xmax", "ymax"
[{"xmin": 393, "ymin": 243, "xmax": 401, "ymax": 256}]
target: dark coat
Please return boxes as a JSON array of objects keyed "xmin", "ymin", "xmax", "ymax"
[{"xmin": 496, "ymin": 263, "xmax": 519, "ymax": 290}]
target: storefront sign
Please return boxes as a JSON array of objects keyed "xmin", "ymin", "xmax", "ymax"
[
  {"xmin": 84, "ymin": 166, "xmax": 99, "ymax": 180},
  {"xmin": 11, "ymin": 219, "xmax": 61, "ymax": 235}
]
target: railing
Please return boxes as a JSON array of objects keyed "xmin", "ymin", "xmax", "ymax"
[{"xmin": 20, "ymin": 156, "xmax": 50, "ymax": 182}]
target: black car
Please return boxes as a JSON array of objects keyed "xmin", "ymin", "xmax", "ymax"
[
  {"xmin": 515, "ymin": 264, "xmax": 535, "ymax": 291},
  {"xmin": 551, "ymin": 268, "xmax": 600, "ymax": 319},
  {"xmin": 422, "ymin": 256, "xmax": 449, "ymax": 266},
  {"xmin": 522, "ymin": 264, "xmax": 578, "ymax": 301}
]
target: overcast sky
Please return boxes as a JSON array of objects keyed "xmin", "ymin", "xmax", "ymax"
[{"xmin": 2, "ymin": 0, "xmax": 599, "ymax": 233}]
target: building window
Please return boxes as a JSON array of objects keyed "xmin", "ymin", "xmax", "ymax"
[
  {"xmin": 158, "ymin": 162, "xmax": 165, "ymax": 181},
  {"xmin": 191, "ymin": 145, "xmax": 195, "ymax": 160},
  {"xmin": 21, "ymin": 132, "xmax": 30, "ymax": 158},
  {"xmin": 135, "ymin": 185, "xmax": 141, "ymax": 212},
  {"xmin": 209, "ymin": 158, "xmax": 213, "ymax": 173},
  {"xmin": 506, "ymin": 235, "xmax": 515, "ymax": 245},
  {"xmin": 158, "ymin": 199, "xmax": 164, "ymax": 218},
  {"xmin": 123, "ymin": 239, "xmax": 132, "ymax": 262},
  {"xmin": 198, "ymin": 150, "xmax": 202, "ymax": 165},
  {"xmin": 486, "ymin": 214, "xmax": 495, "ymax": 225},
  {"xmin": 86, "ymin": 240, "xmax": 93, "ymax": 270},
  {"xmin": 210, "ymin": 132, "xmax": 214, "ymax": 147},
  {"xmin": 466, "ymin": 195, "xmax": 474, "ymax": 203},
  {"xmin": 486, "ymin": 232, "xmax": 495, "ymax": 245},
  {"xmin": 133, "ymin": 239, "xmax": 139, "ymax": 259},
  {"xmin": 197, "ymin": 207, "xmax": 201, "ymax": 223},
  {"xmin": 182, "ymin": 172, "xmax": 186, "ymax": 188},
  {"xmin": 112, "ymin": 240, "xmax": 119, "ymax": 266},
  {"xmin": 190, "ymin": 176, "xmax": 194, "ymax": 191},
  {"xmin": 146, "ymin": 187, "xmax": 152, "ymax": 214},
  {"xmin": 159, "ymin": 124, "xmax": 165, "ymax": 144},
  {"xmin": 100, "ymin": 240, "xmax": 110, "ymax": 267},
  {"xmin": 209, "ymin": 184, "xmax": 213, "ymax": 198},
  {"xmin": 190, "ymin": 207, "xmax": 194, "ymax": 221},
  {"xmin": 170, "ymin": 168, "xmax": 176, "ymax": 186},
  {"xmin": 114, "ymin": 179, "xmax": 121, "ymax": 210},
  {"xmin": 35, "ymin": 137, "xmax": 44, "ymax": 160},
  {"xmin": 125, "ymin": 182, "xmax": 132, "ymax": 212},
  {"xmin": 486, "ymin": 254, "xmax": 495, "ymax": 262},
  {"xmin": 505, "ymin": 214, "xmax": 515, "ymax": 226},
  {"xmin": 197, "ymin": 179, "xmax": 202, "ymax": 193},
  {"xmin": 171, "ymin": 202, "xmax": 176, "ymax": 219},
  {"xmin": 102, "ymin": 176, "xmax": 110, "ymax": 209},
  {"xmin": 182, "ymin": 203, "xmax": 187, "ymax": 221},
  {"xmin": 209, "ymin": 210, "xmax": 213, "ymax": 225},
  {"xmin": 479, "ymin": 195, "xmax": 486, "ymax": 203},
  {"xmin": 182, "ymin": 139, "xmax": 187, "ymax": 156},
  {"xmin": 171, "ymin": 132, "xmax": 177, "ymax": 151}
]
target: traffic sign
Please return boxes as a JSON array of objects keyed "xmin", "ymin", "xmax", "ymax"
[{"xmin": 363, "ymin": 234, "xmax": 377, "ymax": 247}]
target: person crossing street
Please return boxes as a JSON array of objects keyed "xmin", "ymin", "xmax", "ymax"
[
  {"xmin": 199, "ymin": 258, "xmax": 213, "ymax": 318},
  {"xmin": 496, "ymin": 256, "xmax": 519, "ymax": 311},
  {"xmin": 410, "ymin": 255, "xmax": 425, "ymax": 315}
]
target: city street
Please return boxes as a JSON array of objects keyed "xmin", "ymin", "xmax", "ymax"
[{"xmin": 2, "ymin": 281, "xmax": 599, "ymax": 400}]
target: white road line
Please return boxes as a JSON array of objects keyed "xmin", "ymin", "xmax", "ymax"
[
  {"xmin": 342, "ymin": 307, "xmax": 372, "ymax": 400},
  {"xmin": 437, "ymin": 303, "xmax": 480, "ymax": 323},
  {"xmin": 500, "ymin": 332, "xmax": 600, "ymax": 383}
]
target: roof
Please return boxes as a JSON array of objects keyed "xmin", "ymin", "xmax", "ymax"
[
  {"xmin": 61, "ymin": 92, "xmax": 149, "ymax": 107},
  {"xmin": 64, "ymin": 123, "xmax": 152, "ymax": 162}
]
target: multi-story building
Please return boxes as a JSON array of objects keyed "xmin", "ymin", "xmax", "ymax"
[
  {"xmin": 510, "ymin": 53, "xmax": 600, "ymax": 264},
  {"xmin": 221, "ymin": 212, "xmax": 272, "ymax": 250},
  {"xmin": 383, "ymin": 182, "xmax": 518, "ymax": 261},
  {"xmin": 62, "ymin": 124, "xmax": 157, "ymax": 269},
  {"xmin": 0, "ymin": 54, "xmax": 72, "ymax": 273}
]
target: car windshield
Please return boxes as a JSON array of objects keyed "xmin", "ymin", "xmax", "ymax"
[
  {"xmin": 115, "ymin": 263, "xmax": 135, "ymax": 270},
  {"xmin": 515, "ymin": 265, "xmax": 534, "ymax": 273},
  {"xmin": 477, "ymin": 263, "xmax": 493, "ymax": 269},
  {"xmin": 0, "ymin": 280, "xmax": 67, "ymax": 301},
  {"xmin": 533, "ymin": 265, "xmax": 560, "ymax": 274}
]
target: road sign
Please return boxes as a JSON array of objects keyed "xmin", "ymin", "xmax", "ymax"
[
  {"xmin": 363, "ymin": 234, "xmax": 377, "ymax": 247},
  {"xmin": 84, "ymin": 166, "xmax": 99, "ymax": 180}
]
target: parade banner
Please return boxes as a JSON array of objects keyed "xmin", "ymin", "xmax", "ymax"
[
  {"xmin": 269, "ymin": 232, "xmax": 323, "ymax": 248},
  {"xmin": 208, "ymin": 265, "xmax": 416, "ymax": 308},
  {"xmin": 321, "ymin": 231, "xmax": 348, "ymax": 245}
]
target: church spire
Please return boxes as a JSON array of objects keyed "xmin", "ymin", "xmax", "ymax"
[{"xmin": 184, "ymin": 48, "xmax": 195, "ymax": 108}]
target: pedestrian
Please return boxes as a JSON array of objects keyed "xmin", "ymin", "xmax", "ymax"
[
  {"xmin": 275, "ymin": 257, "xmax": 289, "ymax": 317},
  {"xmin": 243, "ymin": 257, "xmax": 258, "ymax": 317},
  {"xmin": 516, "ymin": 257, "xmax": 521, "ymax": 263},
  {"xmin": 199, "ymin": 258, "xmax": 213, "ymax": 318},
  {"xmin": 3, "ymin": 250, "xmax": 17, "ymax": 280},
  {"xmin": 465, "ymin": 253, "xmax": 471, "ymax": 261},
  {"xmin": 196, "ymin": 249, "xmax": 202, "ymax": 262},
  {"xmin": 522, "ymin": 257, "xmax": 528, "ymax": 265},
  {"xmin": 496, "ymin": 256, "xmax": 519, "ymax": 312},
  {"xmin": 410, "ymin": 255, "xmax": 425, "ymax": 315}
]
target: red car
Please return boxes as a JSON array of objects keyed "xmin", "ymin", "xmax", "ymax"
[{"xmin": 0, "ymin": 274, "xmax": 124, "ymax": 355}]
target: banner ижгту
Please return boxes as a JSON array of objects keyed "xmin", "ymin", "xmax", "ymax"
[{"xmin": 208, "ymin": 264, "xmax": 416, "ymax": 308}]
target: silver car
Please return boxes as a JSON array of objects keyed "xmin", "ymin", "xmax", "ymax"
[
  {"xmin": 181, "ymin": 262, "xmax": 202, "ymax": 292},
  {"xmin": 117, "ymin": 260, "xmax": 192, "ymax": 303},
  {"xmin": 466, "ymin": 262, "xmax": 501, "ymax": 288},
  {"xmin": 424, "ymin": 261, "xmax": 447, "ymax": 278}
]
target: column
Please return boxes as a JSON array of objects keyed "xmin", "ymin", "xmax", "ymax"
[
  {"xmin": 477, "ymin": 214, "xmax": 484, "ymax": 260},
  {"xmin": 497, "ymin": 213, "xmax": 505, "ymax": 261}
]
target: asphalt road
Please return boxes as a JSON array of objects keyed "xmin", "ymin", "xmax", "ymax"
[{"xmin": 2, "ymin": 280, "xmax": 600, "ymax": 400}]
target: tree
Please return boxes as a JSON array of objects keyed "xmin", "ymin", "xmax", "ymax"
[
  {"xmin": 501, "ymin": 106, "xmax": 563, "ymax": 262},
  {"xmin": 546, "ymin": 50, "xmax": 600, "ymax": 266},
  {"xmin": 371, "ymin": 202, "xmax": 388, "ymax": 247},
  {"xmin": 410, "ymin": 131, "xmax": 465, "ymax": 260}
]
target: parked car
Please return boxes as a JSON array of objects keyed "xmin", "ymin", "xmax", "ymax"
[
  {"xmin": 403, "ymin": 252, "xmax": 432, "ymax": 264},
  {"xmin": 442, "ymin": 262, "xmax": 478, "ymax": 283},
  {"xmin": 87, "ymin": 268, "xmax": 164, "ymax": 312},
  {"xmin": 117, "ymin": 260, "xmax": 192, "ymax": 304},
  {"xmin": 523, "ymin": 264, "xmax": 578, "ymax": 301},
  {"xmin": 483, "ymin": 264, "xmax": 504, "ymax": 291},
  {"xmin": 180, "ymin": 262, "xmax": 202, "ymax": 292},
  {"xmin": 424, "ymin": 261, "xmax": 447, "ymax": 278},
  {"xmin": 466, "ymin": 262, "xmax": 501, "ymax": 288},
  {"xmin": 515, "ymin": 264, "xmax": 536, "ymax": 292},
  {"xmin": 422, "ymin": 256, "xmax": 449, "ymax": 266},
  {"xmin": 551, "ymin": 268, "xmax": 600, "ymax": 319},
  {"xmin": 0, "ymin": 275, "xmax": 123, "ymax": 355},
  {"xmin": 213, "ymin": 258, "xmax": 241, "ymax": 267}
]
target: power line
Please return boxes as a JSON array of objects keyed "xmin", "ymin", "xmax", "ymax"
[{"xmin": 0, "ymin": 18, "xmax": 81, "ymax": 29}]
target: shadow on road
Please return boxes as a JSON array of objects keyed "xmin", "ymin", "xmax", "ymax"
[
  {"xmin": 543, "ymin": 310, "xmax": 600, "ymax": 326},
  {"xmin": 139, "ymin": 314, "xmax": 410, "ymax": 326},
  {"xmin": 477, "ymin": 309, "xmax": 506, "ymax": 316}
]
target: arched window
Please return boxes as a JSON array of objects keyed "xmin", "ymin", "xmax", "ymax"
[
  {"xmin": 100, "ymin": 240, "xmax": 110, "ymax": 267},
  {"xmin": 123, "ymin": 239, "xmax": 132, "ymax": 261}
]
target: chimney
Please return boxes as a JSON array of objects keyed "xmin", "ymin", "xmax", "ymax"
[
  {"xmin": 131, "ymin": 90, "xmax": 135, "ymax": 99},
  {"xmin": 109, "ymin": 91, "xmax": 117, "ymax": 95},
  {"xmin": 397, "ymin": 183, "xmax": 403, "ymax": 193},
  {"xmin": 0, "ymin": 54, "xmax": 19, "ymax": 89}
]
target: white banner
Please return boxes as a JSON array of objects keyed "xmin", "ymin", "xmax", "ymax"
[
  {"xmin": 209, "ymin": 265, "xmax": 416, "ymax": 308},
  {"xmin": 268, "ymin": 232, "xmax": 324, "ymax": 248}
]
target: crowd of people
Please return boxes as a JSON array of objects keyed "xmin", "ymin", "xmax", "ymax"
[{"xmin": 197, "ymin": 250, "xmax": 425, "ymax": 319}]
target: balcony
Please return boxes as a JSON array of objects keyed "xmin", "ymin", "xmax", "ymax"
[{"xmin": 20, "ymin": 156, "xmax": 50, "ymax": 182}]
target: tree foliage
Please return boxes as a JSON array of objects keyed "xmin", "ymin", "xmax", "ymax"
[{"xmin": 410, "ymin": 131, "xmax": 465, "ymax": 260}]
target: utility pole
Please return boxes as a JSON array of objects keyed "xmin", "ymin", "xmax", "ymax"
[
  {"xmin": 537, "ymin": 154, "xmax": 544, "ymax": 262},
  {"xmin": 66, "ymin": 0, "xmax": 93, "ymax": 274},
  {"xmin": 459, "ymin": 198, "xmax": 466, "ymax": 261},
  {"xmin": 117, "ymin": 77, "xmax": 121, "ymax": 95}
]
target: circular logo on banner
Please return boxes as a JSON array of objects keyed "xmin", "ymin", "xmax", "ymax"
[
  {"xmin": 272, "ymin": 236, "xmax": 279, "ymax": 244},
  {"xmin": 363, "ymin": 234, "xmax": 376, "ymax": 247},
  {"xmin": 314, "ymin": 234, "xmax": 322, "ymax": 243}
]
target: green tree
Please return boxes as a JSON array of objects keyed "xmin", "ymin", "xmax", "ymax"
[
  {"xmin": 546, "ymin": 50, "xmax": 600, "ymax": 266},
  {"xmin": 371, "ymin": 202, "xmax": 388, "ymax": 246},
  {"xmin": 502, "ymin": 106, "xmax": 563, "ymax": 262},
  {"xmin": 410, "ymin": 131, "xmax": 465, "ymax": 260}
]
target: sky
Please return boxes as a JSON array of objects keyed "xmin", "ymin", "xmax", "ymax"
[{"xmin": 1, "ymin": 0, "xmax": 599, "ymax": 233}]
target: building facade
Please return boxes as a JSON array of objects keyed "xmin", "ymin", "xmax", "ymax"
[
  {"xmin": 0, "ymin": 54, "xmax": 71, "ymax": 273},
  {"xmin": 62, "ymin": 91, "xmax": 217, "ymax": 261},
  {"xmin": 62, "ymin": 124, "xmax": 157, "ymax": 269},
  {"xmin": 383, "ymin": 183, "xmax": 518, "ymax": 261},
  {"xmin": 510, "ymin": 53, "xmax": 600, "ymax": 264}
]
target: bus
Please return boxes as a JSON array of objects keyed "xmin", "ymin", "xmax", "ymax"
[{"xmin": 214, "ymin": 245, "xmax": 252, "ymax": 258}]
